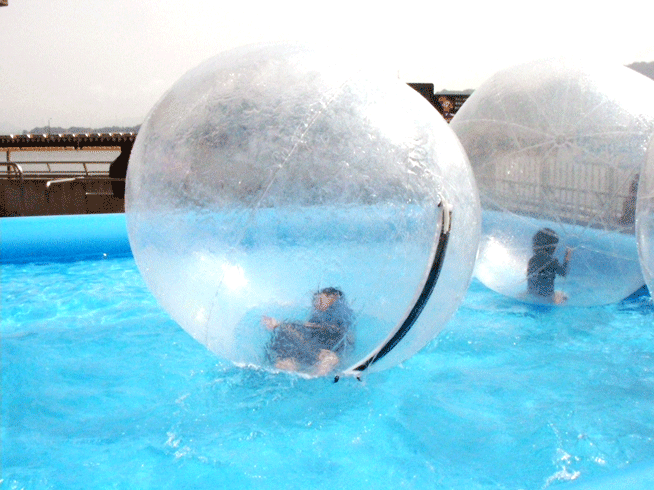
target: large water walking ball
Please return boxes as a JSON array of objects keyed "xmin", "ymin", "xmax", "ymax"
[
  {"xmin": 450, "ymin": 59, "xmax": 654, "ymax": 306},
  {"xmin": 637, "ymin": 138, "xmax": 654, "ymax": 296},
  {"xmin": 126, "ymin": 43, "xmax": 480, "ymax": 377}
]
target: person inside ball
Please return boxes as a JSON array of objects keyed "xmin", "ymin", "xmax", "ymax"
[
  {"xmin": 527, "ymin": 228, "xmax": 573, "ymax": 304},
  {"xmin": 262, "ymin": 287, "xmax": 354, "ymax": 376}
]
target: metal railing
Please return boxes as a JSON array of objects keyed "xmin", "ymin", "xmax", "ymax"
[
  {"xmin": 2, "ymin": 160, "xmax": 113, "ymax": 179},
  {"xmin": 0, "ymin": 141, "xmax": 129, "ymax": 216},
  {"xmin": 45, "ymin": 176, "xmax": 124, "ymax": 202}
]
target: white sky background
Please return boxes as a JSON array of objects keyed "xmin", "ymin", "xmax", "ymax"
[{"xmin": 2, "ymin": 0, "xmax": 654, "ymax": 131}]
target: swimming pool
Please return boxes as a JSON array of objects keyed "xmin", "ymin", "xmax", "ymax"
[{"xmin": 2, "ymin": 214, "xmax": 654, "ymax": 490}]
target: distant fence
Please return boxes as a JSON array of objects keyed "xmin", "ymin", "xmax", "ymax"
[{"xmin": 474, "ymin": 143, "xmax": 640, "ymax": 232}]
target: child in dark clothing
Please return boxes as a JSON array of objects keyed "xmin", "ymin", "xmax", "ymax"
[
  {"xmin": 263, "ymin": 288, "xmax": 354, "ymax": 376},
  {"xmin": 527, "ymin": 228, "xmax": 572, "ymax": 304}
]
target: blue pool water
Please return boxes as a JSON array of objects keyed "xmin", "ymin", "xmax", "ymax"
[{"xmin": 2, "ymin": 214, "xmax": 654, "ymax": 490}]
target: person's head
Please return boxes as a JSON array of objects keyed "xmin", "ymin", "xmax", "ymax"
[
  {"xmin": 438, "ymin": 95, "xmax": 453, "ymax": 112},
  {"xmin": 532, "ymin": 228, "xmax": 559, "ymax": 255},
  {"xmin": 313, "ymin": 287, "xmax": 343, "ymax": 311}
]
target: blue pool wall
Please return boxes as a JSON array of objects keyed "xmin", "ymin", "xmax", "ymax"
[
  {"xmin": 2, "ymin": 213, "xmax": 654, "ymax": 489},
  {"xmin": 1, "ymin": 213, "xmax": 132, "ymax": 263}
]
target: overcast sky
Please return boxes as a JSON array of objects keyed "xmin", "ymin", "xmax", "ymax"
[{"xmin": 2, "ymin": 0, "xmax": 654, "ymax": 132}]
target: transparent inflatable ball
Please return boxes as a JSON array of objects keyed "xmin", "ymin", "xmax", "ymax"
[{"xmin": 126, "ymin": 43, "xmax": 481, "ymax": 377}]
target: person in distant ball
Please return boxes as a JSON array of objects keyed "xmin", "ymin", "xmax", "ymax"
[
  {"xmin": 619, "ymin": 174, "xmax": 639, "ymax": 226},
  {"xmin": 263, "ymin": 287, "xmax": 354, "ymax": 376},
  {"xmin": 527, "ymin": 228, "xmax": 573, "ymax": 304}
]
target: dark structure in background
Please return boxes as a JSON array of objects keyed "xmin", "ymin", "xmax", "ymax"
[
  {"xmin": 0, "ymin": 133, "xmax": 136, "ymax": 216},
  {"xmin": 109, "ymin": 139, "xmax": 134, "ymax": 199},
  {"xmin": 407, "ymin": 83, "xmax": 470, "ymax": 122}
]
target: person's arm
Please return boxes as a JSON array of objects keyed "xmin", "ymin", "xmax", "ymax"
[
  {"xmin": 558, "ymin": 248, "xmax": 573, "ymax": 277},
  {"xmin": 565, "ymin": 248, "xmax": 573, "ymax": 262},
  {"xmin": 262, "ymin": 316, "xmax": 280, "ymax": 330}
]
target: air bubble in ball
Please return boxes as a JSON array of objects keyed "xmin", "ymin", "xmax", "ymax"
[{"xmin": 126, "ymin": 43, "xmax": 480, "ymax": 377}]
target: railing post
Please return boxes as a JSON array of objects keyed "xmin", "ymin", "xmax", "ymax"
[{"xmin": 6, "ymin": 158, "xmax": 25, "ymax": 216}]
